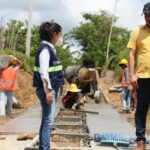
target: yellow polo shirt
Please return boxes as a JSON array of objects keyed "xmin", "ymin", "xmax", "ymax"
[{"xmin": 127, "ymin": 25, "xmax": 150, "ymax": 78}]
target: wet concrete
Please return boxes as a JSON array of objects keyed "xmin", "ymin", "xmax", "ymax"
[
  {"xmin": 0, "ymin": 102, "xmax": 61, "ymax": 134},
  {"xmin": 85, "ymin": 102, "xmax": 150, "ymax": 149},
  {"xmin": 1, "ymin": 97, "xmax": 150, "ymax": 149},
  {"xmin": 0, "ymin": 104, "xmax": 41, "ymax": 133},
  {"xmin": 86, "ymin": 102, "xmax": 136, "ymax": 138}
]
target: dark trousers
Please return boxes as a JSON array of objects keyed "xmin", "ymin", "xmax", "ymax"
[{"xmin": 135, "ymin": 78, "xmax": 150, "ymax": 143}]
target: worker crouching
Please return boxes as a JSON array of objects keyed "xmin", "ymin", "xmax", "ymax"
[{"xmin": 62, "ymin": 83, "xmax": 85, "ymax": 110}]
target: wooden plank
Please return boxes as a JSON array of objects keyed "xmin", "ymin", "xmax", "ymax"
[
  {"xmin": 61, "ymin": 108, "xmax": 99, "ymax": 115},
  {"xmin": 25, "ymin": 147, "xmax": 92, "ymax": 150}
]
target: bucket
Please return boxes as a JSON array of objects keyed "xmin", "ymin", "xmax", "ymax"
[
  {"xmin": 0, "ymin": 91, "xmax": 7, "ymax": 116},
  {"xmin": 0, "ymin": 55, "xmax": 10, "ymax": 69},
  {"xmin": 105, "ymin": 70, "xmax": 115, "ymax": 83}
]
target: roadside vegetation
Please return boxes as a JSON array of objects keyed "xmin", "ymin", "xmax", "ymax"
[{"xmin": 0, "ymin": 10, "xmax": 131, "ymax": 76}]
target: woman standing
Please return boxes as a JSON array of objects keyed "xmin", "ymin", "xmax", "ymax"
[{"xmin": 33, "ymin": 22, "xmax": 64, "ymax": 150}]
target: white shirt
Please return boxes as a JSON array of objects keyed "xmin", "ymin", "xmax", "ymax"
[{"xmin": 39, "ymin": 41, "xmax": 56, "ymax": 92}]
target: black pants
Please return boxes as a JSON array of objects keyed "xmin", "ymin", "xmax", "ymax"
[{"xmin": 135, "ymin": 78, "xmax": 150, "ymax": 143}]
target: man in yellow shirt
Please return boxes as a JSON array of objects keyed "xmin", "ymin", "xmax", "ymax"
[{"xmin": 127, "ymin": 2, "xmax": 150, "ymax": 150}]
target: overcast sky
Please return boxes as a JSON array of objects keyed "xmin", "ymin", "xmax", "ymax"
[{"xmin": 0, "ymin": 0, "xmax": 149, "ymax": 33}]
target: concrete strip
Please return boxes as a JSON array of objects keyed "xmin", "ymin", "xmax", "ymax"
[
  {"xmin": 86, "ymin": 103, "xmax": 135, "ymax": 138},
  {"xmin": 0, "ymin": 102, "xmax": 61, "ymax": 134}
]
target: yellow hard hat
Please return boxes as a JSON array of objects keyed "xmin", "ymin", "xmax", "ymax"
[
  {"xmin": 119, "ymin": 59, "xmax": 128, "ymax": 66},
  {"xmin": 68, "ymin": 84, "xmax": 81, "ymax": 92}
]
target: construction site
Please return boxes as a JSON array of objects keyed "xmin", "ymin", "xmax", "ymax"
[
  {"xmin": 0, "ymin": 0, "xmax": 150, "ymax": 150},
  {"xmin": 0, "ymin": 65, "xmax": 150, "ymax": 150}
]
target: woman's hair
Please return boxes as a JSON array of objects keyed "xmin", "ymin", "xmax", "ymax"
[{"xmin": 39, "ymin": 22, "xmax": 62, "ymax": 42}]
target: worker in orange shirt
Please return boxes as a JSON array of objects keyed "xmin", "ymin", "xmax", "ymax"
[
  {"xmin": 0, "ymin": 56, "xmax": 21, "ymax": 117},
  {"xmin": 119, "ymin": 59, "xmax": 132, "ymax": 113}
]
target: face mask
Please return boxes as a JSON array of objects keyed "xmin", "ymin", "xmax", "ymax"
[{"xmin": 56, "ymin": 37, "xmax": 63, "ymax": 46}]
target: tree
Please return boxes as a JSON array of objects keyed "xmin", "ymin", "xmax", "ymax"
[
  {"xmin": 16, "ymin": 24, "xmax": 41, "ymax": 56},
  {"xmin": 68, "ymin": 10, "xmax": 130, "ymax": 67},
  {"xmin": 4, "ymin": 20, "xmax": 24, "ymax": 50},
  {"xmin": 56, "ymin": 45, "xmax": 74, "ymax": 69},
  {"xmin": 0, "ymin": 26, "xmax": 5, "ymax": 50},
  {"xmin": 16, "ymin": 26, "xmax": 27, "ymax": 53},
  {"xmin": 30, "ymin": 25, "xmax": 40, "ymax": 56},
  {"xmin": 1, "ymin": 19, "xmax": 79, "ymax": 69}
]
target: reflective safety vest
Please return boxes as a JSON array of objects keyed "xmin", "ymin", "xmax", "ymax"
[
  {"xmin": 0, "ymin": 67, "xmax": 18, "ymax": 91},
  {"xmin": 33, "ymin": 43, "xmax": 64, "ymax": 89}
]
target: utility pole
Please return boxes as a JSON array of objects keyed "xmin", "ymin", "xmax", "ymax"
[
  {"xmin": 25, "ymin": 0, "xmax": 33, "ymax": 57},
  {"xmin": 106, "ymin": 0, "xmax": 118, "ymax": 62}
]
